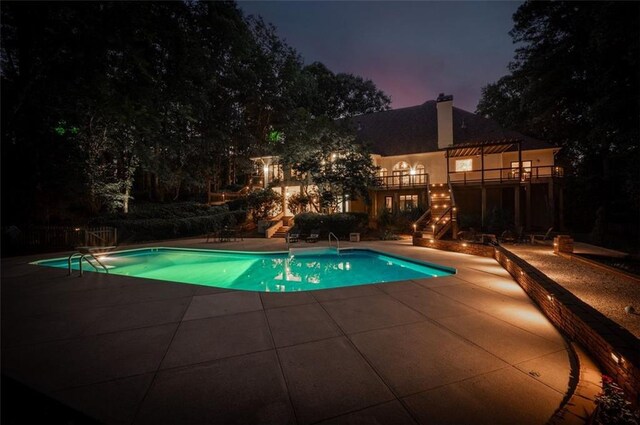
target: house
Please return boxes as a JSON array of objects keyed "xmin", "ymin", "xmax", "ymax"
[{"xmin": 248, "ymin": 93, "xmax": 563, "ymax": 238}]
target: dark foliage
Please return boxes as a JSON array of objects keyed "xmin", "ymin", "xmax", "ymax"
[
  {"xmin": 477, "ymin": 1, "xmax": 640, "ymax": 251},
  {"xmin": 293, "ymin": 212, "xmax": 368, "ymax": 238},
  {"xmin": 1, "ymin": 1, "xmax": 389, "ymax": 226}
]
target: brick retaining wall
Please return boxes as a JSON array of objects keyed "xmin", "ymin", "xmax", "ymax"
[
  {"xmin": 412, "ymin": 236, "xmax": 640, "ymax": 405},
  {"xmin": 412, "ymin": 236, "xmax": 495, "ymax": 258},
  {"xmin": 494, "ymin": 247, "xmax": 640, "ymax": 405}
]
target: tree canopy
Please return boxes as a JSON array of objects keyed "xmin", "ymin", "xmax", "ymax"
[
  {"xmin": 477, "ymin": 1, "xmax": 640, "ymax": 249},
  {"xmin": 1, "ymin": 1, "xmax": 388, "ymax": 224}
]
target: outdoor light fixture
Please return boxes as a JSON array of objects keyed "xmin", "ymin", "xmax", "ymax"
[
  {"xmin": 611, "ymin": 352, "xmax": 621, "ymax": 364},
  {"xmin": 462, "ymin": 243, "xmax": 468, "ymax": 247},
  {"xmin": 547, "ymin": 294, "xmax": 554, "ymax": 302}
]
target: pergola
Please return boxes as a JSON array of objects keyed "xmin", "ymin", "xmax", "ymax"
[
  {"xmin": 445, "ymin": 139, "xmax": 523, "ymax": 185},
  {"xmin": 445, "ymin": 139, "xmax": 524, "ymax": 228}
]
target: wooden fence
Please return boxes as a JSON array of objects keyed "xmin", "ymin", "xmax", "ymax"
[{"xmin": 2, "ymin": 226, "xmax": 117, "ymax": 252}]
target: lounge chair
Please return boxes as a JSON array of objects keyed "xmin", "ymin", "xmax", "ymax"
[
  {"xmin": 529, "ymin": 227, "xmax": 553, "ymax": 244},
  {"xmin": 500, "ymin": 226, "xmax": 525, "ymax": 244},
  {"xmin": 457, "ymin": 229, "xmax": 480, "ymax": 243},
  {"xmin": 287, "ymin": 230, "xmax": 300, "ymax": 243},
  {"xmin": 306, "ymin": 229, "xmax": 320, "ymax": 243}
]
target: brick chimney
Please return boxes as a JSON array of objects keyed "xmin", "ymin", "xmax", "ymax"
[{"xmin": 436, "ymin": 93, "xmax": 453, "ymax": 149}]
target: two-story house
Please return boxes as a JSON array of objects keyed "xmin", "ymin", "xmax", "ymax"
[{"xmin": 248, "ymin": 93, "xmax": 563, "ymax": 238}]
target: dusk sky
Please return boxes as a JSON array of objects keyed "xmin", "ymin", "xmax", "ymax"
[{"xmin": 239, "ymin": 1, "xmax": 522, "ymax": 112}]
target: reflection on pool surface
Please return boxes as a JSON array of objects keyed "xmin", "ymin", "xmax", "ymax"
[{"xmin": 33, "ymin": 247, "xmax": 455, "ymax": 292}]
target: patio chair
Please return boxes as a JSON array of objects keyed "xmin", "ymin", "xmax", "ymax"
[
  {"xmin": 287, "ymin": 229, "xmax": 300, "ymax": 243},
  {"xmin": 500, "ymin": 226, "xmax": 525, "ymax": 244},
  {"xmin": 529, "ymin": 227, "xmax": 553, "ymax": 244},
  {"xmin": 457, "ymin": 228, "xmax": 480, "ymax": 243},
  {"xmin": 306, "ymin": 229, "xmax": 320, "ymax": 243},
  {"xmin": 499, "ymin": 229, "xmax": 517, "ymax": 244}
]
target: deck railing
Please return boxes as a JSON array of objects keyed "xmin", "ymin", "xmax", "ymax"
[
  {"xmin": 373, "ymin": 173, "xmax": 430, "ymax": 190},
  {"xmin": 449, "ymin": 165, "xmax": 563, "ymax": 185}
]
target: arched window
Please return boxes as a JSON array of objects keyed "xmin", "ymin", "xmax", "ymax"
[
  {"xmin": 392, "ymin": 162, "xmax": 410, "ymax": 186},
  {"xmin": 414, "ymin": 163, "xmax": 426, "ymax": 184},
  {"xmin": 379, "ymin": 167, "xmax": 388, "ymax": 177},
  {"xmin": 393, "ymin": 161, "xmax": 410, "ymax": 171}
]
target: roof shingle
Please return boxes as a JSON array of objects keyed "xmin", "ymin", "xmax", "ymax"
[{"xmin": 352, "ymin": 100, "xmax": 553, "ymax": 156}]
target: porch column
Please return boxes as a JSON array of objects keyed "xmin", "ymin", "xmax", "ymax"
[
  {"xmin": 481, "ymin": 146, "xmax": 485, "ymax": 185},
  {"xmin": 525, "ymin": 182, "xmax": 531, "ymax": 230},
  {"xmin": 481, "ymin": 187, "xmax": 487, "ymax": 229},
  {"xmin": 514, "ymin": 186, "xmax": 521, "ymax": 227},
  {"xmin": 559, "ymin": 186, "xmax": 565, "ymax": 231},
  {"xmin": 548, "ymin": 181, "xmax": 555, "ymax": 229}
]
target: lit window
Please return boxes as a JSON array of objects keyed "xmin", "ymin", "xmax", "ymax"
[
  {"xmin": 399, "ymin": 194, "xmax": 418, "ymax": 211},
  {"xmin": 511, "ymin": 160, "xmax": 532, "ymax": 173},
  {"xmin": 415, "ymin": 164, "xmax": 426, "ymax": 183},
  {"xmin": 379, "ymin": 168, "xmax": 388, "ymax": 177},
  {"xmin": 385, "ymin": 196, "xmax": 393, "ymax": 212},
  {"xmin": 455, "ymin": 159, "xmax": 473, "ymax": 172}
]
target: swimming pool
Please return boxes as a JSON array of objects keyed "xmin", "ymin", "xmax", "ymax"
[{"xmin": 33, "ymin": 247, "xmax": 455, "ymax": 292}]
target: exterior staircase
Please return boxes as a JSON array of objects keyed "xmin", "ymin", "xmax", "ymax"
[
  {"xmin": 272, "ymin": 225, "xmax": 290, "ymax": 239},
  {"xmin": 414, "ymin": 182, "xmax": 458, "ymax": 239},
  {"xmin": 271, "ymin": 216, "xmax": 295, "ymax": 239}
]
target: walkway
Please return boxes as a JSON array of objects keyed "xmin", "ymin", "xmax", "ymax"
[
  {"xmin": 505, "ymin": 242, "xmax": 640, "ymax": 338},
  {"xmin": 2, "ymin": 239, "xmax": 573, "ymax": 424}
]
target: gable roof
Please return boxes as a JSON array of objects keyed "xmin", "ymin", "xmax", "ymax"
[{"xmin": 351, "ymin": 100, "xmax": 553, "ymax": 157}]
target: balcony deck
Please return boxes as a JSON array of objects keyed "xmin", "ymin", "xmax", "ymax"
[
  {"xmin": 449, "ymin": 165, "xmax": 563, "ymax": 186},
  {"xmin": 372, "ymin": 173, "xmax": 429, "ymax": 190}
]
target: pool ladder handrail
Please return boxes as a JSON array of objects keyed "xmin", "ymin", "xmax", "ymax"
[
  {"xmin": 328, "ymin": 232, "xmax": 340, "ymax": 251},
  {"xmin": 68, "ymin": 248, "xmax": 112, "ymax": 276}
]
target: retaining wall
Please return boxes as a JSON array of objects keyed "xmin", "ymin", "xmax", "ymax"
[{"xmin": 413, "ymin": 236, "xmax": 640, "ymax": 405}]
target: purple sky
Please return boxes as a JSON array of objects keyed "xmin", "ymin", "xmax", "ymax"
[{"xmin": 239, "ymin": 1, "xmax": 522, "ymax": 112}]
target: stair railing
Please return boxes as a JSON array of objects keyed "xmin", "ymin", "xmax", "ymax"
[{"xmin": 328, "ymin": 232, "xmax": 340, "ymax": 251}]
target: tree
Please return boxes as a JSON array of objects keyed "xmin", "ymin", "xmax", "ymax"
[
  {"xmin": 278, "ymin": 112, "xmax": 379, "ymax": 213},
  {"xmin": 477, "ymin": 1, "xmax": 640, "ymax": 249},
  {"xmin": 246, "ymin": 188, "xmax": 282, "ymax": 223},
  {"xmin": 302, "ymin": 62, "xmax": 391, "ymax": 119}
]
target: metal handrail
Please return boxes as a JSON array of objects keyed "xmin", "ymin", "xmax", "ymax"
[
  {"xmin": 68, "ymin": 248, "xmax": 112, "ymax": 276},
  {"xmin": 328, "ymin": 232, "xmax": 340, "ymax": 251}
]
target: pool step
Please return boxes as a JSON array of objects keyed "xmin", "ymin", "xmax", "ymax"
[{"xmin": 289, "ymin": 247, "xmax": 339, "ymax": 257}]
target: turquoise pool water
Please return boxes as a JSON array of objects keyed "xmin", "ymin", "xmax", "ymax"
[{"xmin": 33, "ymin": 247, "xmax": 455, "ymax": 292}]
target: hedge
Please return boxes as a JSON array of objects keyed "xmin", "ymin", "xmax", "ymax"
[
  {"xmin": 97, "ymin": 210, "xmax": 247, "ymax": 243},
  {"xmin": 293, "ymin": 212, "xmax": 368, "ymax": 238},
  {"xmin": 98, "ymin": 202, "xmax": 229, "ymax": 221}
]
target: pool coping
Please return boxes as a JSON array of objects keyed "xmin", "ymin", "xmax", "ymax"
[
  {"xmin": 31, "ymin": 246, "xmax": 458, "ymax": 290},
  {"xmin": 2, "ymin": 237, "xmax": 576, "ymax": 422}
]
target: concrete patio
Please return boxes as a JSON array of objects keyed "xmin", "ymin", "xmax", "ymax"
[{"xmin": 2, "ymin": 238, "xmax": 574, "ymax": 424}]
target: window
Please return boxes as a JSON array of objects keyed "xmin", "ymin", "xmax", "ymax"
[
  {"xmin": 392, "ymin": 170, "xmax": 409, "ymax": 186},
  {"xmin": 414, "ymin": 164, "xmax": 426, "ymax": 184},
  {"xmin": 379, "ymin": 168, "xmax": 388, "ymax": 177},
  {"xmin": 510, "ymin": 160, "xmax": 532, "ymax": 173},
  {"xmin": 269, "ymin": 164, "xmax": 283, "ymax": 181},
  {"xmin": 455, "ymin": 159, "xmax": 473, "ymax": 172},
  {"xmin": 384, "ymin": 196, "xmax": 393, "ymax": 212},
  {"xmin": 399, "ymin": 194, "xmax": 418, "ymax": 211},
  {"xmin": 392, "ymin": 161, "xmax": 410, "ymax": 186}
]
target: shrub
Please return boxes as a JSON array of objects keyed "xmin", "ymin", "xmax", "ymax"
[
  {"xmin": 593, "ymin": 375, "xmax": 640, "ymax": 425},
  {"xmin": 96, "ymin": 210, "xmax": 247, "ymax": 243},
  {"xmin": 98, "ymin": 202, "xmax": 227, "ymax": 221},
  {"xmin": 294, "ymin": 212, "xmax": 368, "ymax": 238},
  {"xmin": 377, "ymin": 207, "xmax": 425, "ymax": 234}
]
